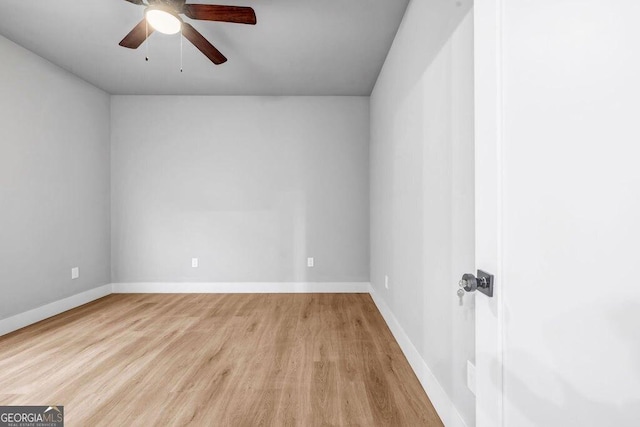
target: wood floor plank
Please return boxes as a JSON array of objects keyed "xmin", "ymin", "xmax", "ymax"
[{"xmin": 0, "ymin": 294, "xmax": 443, "ymax": 426}]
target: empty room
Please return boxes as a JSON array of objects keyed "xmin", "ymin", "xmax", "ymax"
[{"xmin": 1, "ymin": 0, "xmax": 639, "ymax": 426}]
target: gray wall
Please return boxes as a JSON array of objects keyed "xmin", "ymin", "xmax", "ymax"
[
  {"xmin": 111, "ymin": 96, "xmax": 369, "ymax": 283},
  {"xmin": 370, "ymin": 1, "xmax": 475, "ymax": 425},
  {"xmin": 0, "ymin": 35, "xmax": 111, "ymax": 319}
]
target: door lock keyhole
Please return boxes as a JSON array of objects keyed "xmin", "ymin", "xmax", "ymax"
[
  {"xmin": 459, "ymin": 273, "xmax": 478, "ymax": 292},
  {"xmin": 458, "ymin": 270, "xmax": 494, "ymax": 297}
]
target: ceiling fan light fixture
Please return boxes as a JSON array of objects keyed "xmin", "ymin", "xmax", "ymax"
[{"xmin": 145, "ymin": 8, "xmax": 182, "ymax": 35}]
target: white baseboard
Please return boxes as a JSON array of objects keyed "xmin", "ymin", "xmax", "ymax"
[
  {"xmin": 0, "ymin": 282, "xmax": 365, "ymax": 337},
  {"xmin": 0, "ymin": 284, "xmax": 112, "ymax": 337},
  {"xmin": 112, "ymin": 282, "xmax": 370, "ymax": 294},
  {"xmin": 368, "ymin": 285, "xmax": 468, "ymax": 427}
]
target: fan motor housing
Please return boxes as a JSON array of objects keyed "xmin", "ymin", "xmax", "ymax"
[{"xmin": 149, "ymin": 0, "xmax": 186, "ymax": 9}]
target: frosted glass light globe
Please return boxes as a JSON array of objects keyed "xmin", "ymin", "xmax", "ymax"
[{"xmin": 146, "ymin": 9, "xmax": 182, "ymax": 35}]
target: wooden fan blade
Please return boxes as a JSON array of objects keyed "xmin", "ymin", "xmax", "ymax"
[
  {"xmin": 123, "ymin": 0, "xmax": 145, "ymax": 5},
  {"xmin": 119, "ymin": 20, "xmax": 154, "ymax": 49},
  {"xmin": 182, "ymin": 23, "xmax": 227, "ymax": 64},
  {"xmin": 183, "ymin": 5, "xmax": 256, "ymax": 25}
]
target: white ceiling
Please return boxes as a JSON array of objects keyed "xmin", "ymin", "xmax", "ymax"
[{"xmin": 0, "ymin": 0, "xmax": 410, "ymax": 95}]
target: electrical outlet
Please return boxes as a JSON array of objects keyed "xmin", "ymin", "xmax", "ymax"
[
  {"xmin": 467, "ymin": 360, "xmax": 476, "ymax": 395},
  {"xmin": 307, "ymin": 257, "xmax": 314, "ymax": 268},
  {"xmin": 384, "ymin": 275, "xmax": 389, "ymax": 290},
  {"xmin": 191, "ymin": 258, "xmax": 199, "ymax": 268},
  {"xmin": 71, "ymin": 267, "xmax": 79, "ymax": 280}
]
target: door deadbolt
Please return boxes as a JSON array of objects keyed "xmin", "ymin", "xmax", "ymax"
[
  {"xmin": 459, "ymin": 273, "xmax": 477, "ymax": 292},
  {"xmin": 458, "ymin": 270, "xmax": 494, "ymax": 297}
]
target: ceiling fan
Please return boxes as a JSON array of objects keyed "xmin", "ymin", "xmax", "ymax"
[{"xmin": 118, "ymin": 0, "xmax": 257, "ymax": 65}]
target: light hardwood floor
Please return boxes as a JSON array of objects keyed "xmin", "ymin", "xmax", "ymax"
[{"xmin": 0, "ymin": 294, "xmax": 442, "ymax": 426}]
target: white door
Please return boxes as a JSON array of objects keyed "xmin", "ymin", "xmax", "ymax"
[
  {"xmin": 473, "ymin": 1, "xmax": 640, "ymax": 426},
  {"xmin": 473, "ymin": 1, "xmax": 504, "ymax": 426}
]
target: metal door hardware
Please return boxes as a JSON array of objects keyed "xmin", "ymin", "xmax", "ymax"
[{"xmin": 458, "ymin": 270, "xmax": 494, "ymax": 298}]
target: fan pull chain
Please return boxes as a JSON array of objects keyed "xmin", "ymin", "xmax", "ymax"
[
  {"xmin": 180, "ymin": 29, "xmax": 183, "ymax": 72},
  {"xmin": 145, "ymin": 18, "xmax": 149, "ymax": 62}
]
